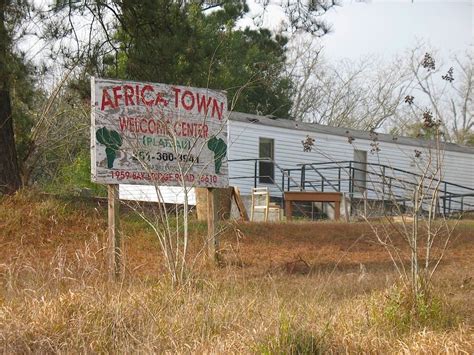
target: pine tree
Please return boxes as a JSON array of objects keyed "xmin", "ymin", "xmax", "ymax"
[{"xmin": 0, "ymin": 0, "xmax": 21, "ymax": 194}]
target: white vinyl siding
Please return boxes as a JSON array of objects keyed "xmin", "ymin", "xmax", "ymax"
[
  {"xmin": 227, "ymin": 119, "xmax": 474, "ymax": 210},
  {"xmin": 120, "ymin": 117, "xmax": 474, "ymax": 211}
]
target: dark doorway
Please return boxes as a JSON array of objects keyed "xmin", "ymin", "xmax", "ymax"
[{"xmin": 259, "ymin": 137, "xmax": 274, "ymax": 184}]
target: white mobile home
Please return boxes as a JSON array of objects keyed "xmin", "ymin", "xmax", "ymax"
[{"xmin": 120, "ymin": 112, "xmax": 474, "ymax": 215}]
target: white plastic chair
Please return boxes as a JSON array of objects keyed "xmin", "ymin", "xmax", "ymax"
[{"xmin": 250, "ymin": 187, "xmax": 281, "ymax": 222}]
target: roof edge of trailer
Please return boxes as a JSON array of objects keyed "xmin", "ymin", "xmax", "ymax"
[{"xmin": 228, "ymin": 111, "xmax": 474, "ymax": 155}]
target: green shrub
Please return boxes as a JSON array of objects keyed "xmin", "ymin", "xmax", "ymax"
[
  {"xmin": 46, "ymin": 151, "xmax": 106, "ymax": 197},
  {"xmin": 370, "ymin": 284, "xmax": 457, "ymax": 333},
  {"xmin": 255, "ymin": 315, "xmax": 325, "ymax": 354}
]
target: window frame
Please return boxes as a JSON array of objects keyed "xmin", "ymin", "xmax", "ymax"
[{"xmin": 258, "ymin": 137, "xmax": 275, "ymax": 184}]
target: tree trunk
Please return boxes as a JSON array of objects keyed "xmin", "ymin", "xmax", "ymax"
[{"xmin": 0, "ymin": 1, "xmax": 21, "ymax": 195}]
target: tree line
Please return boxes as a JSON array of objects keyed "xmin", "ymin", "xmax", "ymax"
[{"xmin": 0, "ymin": 0, "xmax": 472, "ymax": 195}]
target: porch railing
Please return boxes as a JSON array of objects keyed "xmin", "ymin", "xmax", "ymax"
[{"xmin": 227, "ymin": 158, "xmax": 474, "ymax": 216}]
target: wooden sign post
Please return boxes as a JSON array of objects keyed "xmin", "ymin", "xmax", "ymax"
[
  {"xmin": 108, "ymin": 184, "xmax": 122, "ymax": 280},
  {"xmin": 91, "ymin": 78, "xmax": 229, "ymax": 273},
  {"xmin": 207, "ymin": 188, "xmax": 218, "ymax": 262}
]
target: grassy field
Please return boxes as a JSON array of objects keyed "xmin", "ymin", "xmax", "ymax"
[{"xmin": 1, "ymin": 191, "xmax": 473, "ymax": 353}]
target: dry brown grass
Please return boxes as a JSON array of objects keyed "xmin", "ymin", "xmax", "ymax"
[{"xmin": 1, "ymin": 191, "xmax": 473, "ymax": 353}]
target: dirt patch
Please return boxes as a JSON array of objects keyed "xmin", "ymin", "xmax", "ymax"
[
  {"xmin": 217, "ymin": 221, "xmax": 474, "ymax": 278},
  {"xmin": 1, "ymin": 194, "xmax": 473, "ymax": 281}
]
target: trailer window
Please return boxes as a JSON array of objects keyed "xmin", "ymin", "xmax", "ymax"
[{"xmin": 259, "ymin": 138, "xmax": 274, "ymax": 184}]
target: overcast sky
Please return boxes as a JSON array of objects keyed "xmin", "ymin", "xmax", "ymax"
[
  {"xmin": 239, "ymin": 0, "xmax": 473, "ymax": 62},
  {"xmin": 321, "ymin": 0, "xmax": 473, "ymax": 61},
  {"xmin": 25, "ymin": 0, "xmax": 473, "ymax": 74}
]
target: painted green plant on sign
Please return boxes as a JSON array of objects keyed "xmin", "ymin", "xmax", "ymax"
[
  {"xmin": 207, "ymin": 136, "xmax": 227, "ymax": 174},
  {"xmin": 96, "ymin": 127, "xmax": 123, "ymax": 168}
]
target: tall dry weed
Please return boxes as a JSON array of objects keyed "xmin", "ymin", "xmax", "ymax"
[{"xmin": 1, "ymin": 194, "xmax": 473, "ymax": 353}]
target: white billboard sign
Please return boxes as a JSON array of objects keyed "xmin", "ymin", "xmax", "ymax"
[{"xmin": 91, "ymin": 78, "xmax": 228, "ymax": 187}]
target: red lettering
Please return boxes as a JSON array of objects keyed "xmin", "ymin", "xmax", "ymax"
[
  {"xmin": 172, "ymin": 87, "xmax": 181, "ymax": 108},
  {"xmin": 119, "ymin": 116, "xmax": 128, "ymax": 131},
  {"xmin": 141, "ymin": 85, "xmax": 154, "ymax": 106},
  {"xmin": 148, "ymin": 119, "xmax": 156, "ymax": 133},
  {"xmin": 184, "ymin": 122, "xmax": 193, "ymax": 136},
  {"xmin": 154, "ymin": 92, "xmax": 168, "ymax": 106},
  {"xmin": 172, "ymin": 122, "xmax": 209, "ymax": 138},
  {"xmin": 181, "ymin": 90, "xmax": 194, "ymax": 110},
  {"xmin": 124, "ymin": 85, "xmax": 135, "ymax": 106},
  {"xmin": 197, "ymin": 93, "xmax": 213, "ymax": 115},
  {"xmin": 100, "ymin": 88, "xmax": 115, "ymax": 110},
  {"xmin": 211, "ymin": 99, "xmax": 224, "ymax": 120},
  {"xmin": 112, "ymin": 86, "xmax": 123, "ymax": 107},
  {"xmin": 140, "ymin": 119, "xmax": 148, "ymax": 133}
]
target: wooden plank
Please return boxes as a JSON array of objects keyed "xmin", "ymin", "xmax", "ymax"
[
  {"xmin": 284, "ymin": 191, "xmax": 342, "ymax": 203},
  {"xmin": 207, "ymin": 188, "xmax": 218, "ymax": 262},
  {"xmin": 283, "ymin": 191, "xmax": 342, "ymax": 221},
  {"xmin": 108, "ymin": 184, "xmax": 122, "ymax": 280},
  {"xmin": 232, "ymin": 186, "xmax": 249, "ymax": 221},
  {"xmin": 285, "ymin": 200, "xmax": 293, "ymax": 221},
  {"xmin": 334, "ymin": 201, "xmax": 340, "ymax": 220}
]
